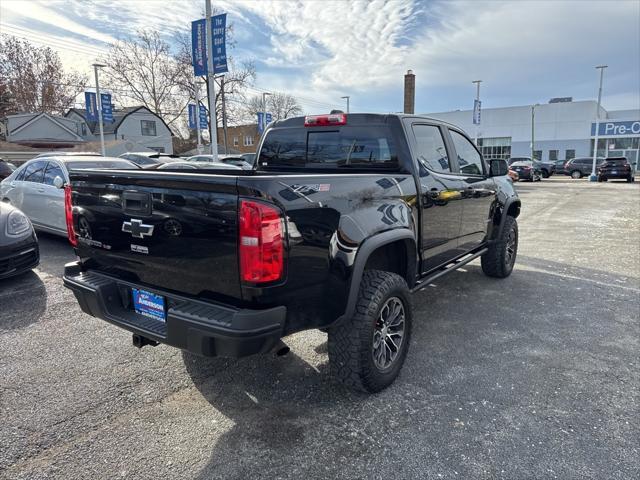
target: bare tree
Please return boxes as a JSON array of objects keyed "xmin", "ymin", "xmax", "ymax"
[
  {"xmin": 242, "ymin": 93, "xmax": 302, "ymax": 123},
  {"xmin": 0, "ymin": 35, "xmax": 87, "ymax": 115},
  {"xmin": 101, "ymin": 30, "xmax": 187, "ymax": 129},
  {"xmin": 268, "ymin": 92, "xmax": 302, "ymax": 120}
]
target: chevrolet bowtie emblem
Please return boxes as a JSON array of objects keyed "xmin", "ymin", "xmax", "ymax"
[{"xmin": 122, "ymin": 219, "xmax": 154, "ymax": 238}]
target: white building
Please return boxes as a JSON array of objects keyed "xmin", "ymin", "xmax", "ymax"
[
  {"xmin": 425, "ymin": 100, "xmax": 640, "ymax": 167},
  {"xmin": 65, "ymin": 106, "xmax": 174, "ymax": 154}
]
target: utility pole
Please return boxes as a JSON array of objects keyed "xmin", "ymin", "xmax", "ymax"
[
  {"xmin": 531, "ymin": 104, "xmax": 539, "ymax": 160},
  {"xmin": 221, "ymin": 76, "xmax": 228, "ymax": 153},
  {"xmin": 341, "ymin": 95, "xmax": 350, "ymax": 113},
  {"xmin": 590, "ymin": 65, "xmax": 608, "ymax": 181},
  {"xmin": 92, "ymin": 63, "xmax": 106, "ymax": 156},
  {"xmin": 472, "ymin": 80, "xmax": 482, "ymax": 145},
  {"xmin": 194, "ymin": 80, "xmax": 202, "ymax": 153},
  {"xmin": 205, "ymin": 0, "xmax": 219, "ymax": 160}
]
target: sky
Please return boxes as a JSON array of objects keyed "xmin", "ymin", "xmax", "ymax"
[{"xmin": 1, "ymin": 0, "xmax": 639, "ymax": 116}]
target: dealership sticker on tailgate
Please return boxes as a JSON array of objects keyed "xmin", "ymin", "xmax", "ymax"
[{"xmin": 132, "ymin": 289, "xmax": 166, "ymax": 322}]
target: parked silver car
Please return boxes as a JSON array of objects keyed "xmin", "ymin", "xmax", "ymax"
[{"xmin": 0, "ymin": 156, "xmax": 138, "ymax": 236}]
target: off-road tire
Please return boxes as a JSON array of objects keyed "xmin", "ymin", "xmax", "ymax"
[
  {"xmin": 482, "ymin": 215, "xmax": 518, "ymax": 278},
  {"xmin": 328, "ymin": 270, "xmax": 412, "ymax": 393}
]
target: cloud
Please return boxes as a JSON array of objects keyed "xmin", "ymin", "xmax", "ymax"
[{"xmin": 1, "ymin": 0, "xmax": 638, "ymax": 114}]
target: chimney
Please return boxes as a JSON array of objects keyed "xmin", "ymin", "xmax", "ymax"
[{"xmin": 404, "ymin": 70, "xmax": 415, "ymax": 114}]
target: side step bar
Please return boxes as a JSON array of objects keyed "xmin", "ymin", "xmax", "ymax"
[{"xmin": 411, "ymin": 248, "xmax": 488, "ymax": 293}]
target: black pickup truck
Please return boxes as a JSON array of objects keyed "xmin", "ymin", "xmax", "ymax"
[{"xmin": 63, "ymin": 113, "xmax": 521, "ymax": 393}]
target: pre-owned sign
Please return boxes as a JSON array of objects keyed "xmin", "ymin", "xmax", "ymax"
[{"xmin": 591, "ymin": 120, "xmax": 640, "ymax": 136}]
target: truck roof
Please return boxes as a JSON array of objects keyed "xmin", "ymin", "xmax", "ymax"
[{"xmin": 270, "ymin": 113, "xmax": 460, "ymax": 130}]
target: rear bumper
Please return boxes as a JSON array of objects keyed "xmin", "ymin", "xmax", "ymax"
[
  {"xmin": 598, "ymin": 171, "xmax": 631, "ymax": 179},
  {"xmin": 62, "ymin": 261, "xmax": 286, "ymax": 358}
]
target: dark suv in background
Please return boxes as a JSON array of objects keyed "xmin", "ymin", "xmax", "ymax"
[
  {"xmin": 564, "ymin": 157, "xmax": 605, "ymax": 179},
  {"xmin": 597, "ymin": 157, "xmax": 635, "ymax": 182}
]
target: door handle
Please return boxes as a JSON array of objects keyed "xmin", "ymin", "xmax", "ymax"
[
  {"xmin": 37, "ymin": 188, "xmax": 45, "ymax": 193},
  {"xmin": 10, "ymin": 182, "xmax": 16, "ymax": 187}
]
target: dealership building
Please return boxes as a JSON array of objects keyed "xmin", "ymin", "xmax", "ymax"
[{"xmin": 425, "ymin": 100, "xmax": 640, "ymax": 167}]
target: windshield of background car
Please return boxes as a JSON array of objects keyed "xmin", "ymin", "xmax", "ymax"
[
  {"xmin": 66, "ymin": 160, "xmax": 139, "ymax": 170},
  {"xmin": 258, "ymin": 125, "xmax": 398, "ymax": 170},
  {"xmin": 510, "ymin": 161, "xmax": 532, "ymax": 167}
]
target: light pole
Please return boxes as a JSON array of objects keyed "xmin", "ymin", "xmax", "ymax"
[
  {"xmin": 531, "ymin": 103, "xmax": 539, "ymax": 161},
  {"xmin": 92, "ymin": 63, "xmax": 106, "ymax": 156},
  {"xmin": 341, "ymin": 95, "xmax": 350, "ymax": 113},
  {"xmin": 205, "ymin": 0, "xmax": 219, "ymax": 160},
  {"xmin": 590, "ymin": 65, "xmax": 608, "ymax": 181},
  {"xmin": 262, "ymin": 92, "xmax": 271, "ymax": 132},
  {"xmin": 472, "ymin": 80, "xmax": 482, "ymax": 145}
]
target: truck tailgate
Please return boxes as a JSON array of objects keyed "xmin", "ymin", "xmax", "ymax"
[{"xmin": 69, "ymin": 170, "xmax": 242, "ymax": 302}]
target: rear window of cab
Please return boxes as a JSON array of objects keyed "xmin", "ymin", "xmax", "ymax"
[{"xmin": 258, "ymin": 126, "xmax": 398, "ymax": 170}]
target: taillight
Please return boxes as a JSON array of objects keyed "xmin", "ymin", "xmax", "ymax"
[
  {"xmin": 304, "ymin": 113, "xmax": 347, "ymax": 127},
  {"xmin": 239, "ymin": 199, "xmax": 284, "ymax": 283},
  {"xmin": 64, "ymin": 185, "xmax": 77, "ymax": 247}
]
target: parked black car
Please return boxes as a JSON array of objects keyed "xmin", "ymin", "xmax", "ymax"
[
  {"xmin": 597, "ymin": 157, "xmax": 635, "ymax": 182},
  {"xmin": 510, "ymin": 160, "xmax": 543, "ymax": 181},
  {"xmin": 564, "ymin": 157, "xmax": 605, "ymax": 179},
  {"xmin": 0, "ymin": 202, "xmax": 39, "ymax": 280},
  {"xmin": 0, "ymin": 158, "xmax": 16, "ymax": 180},
  {"xmin": 509, "ymin": 157, "xmax": 555, "ymax": 177},
  {"xmin": 119, "ymin": 152, "xmax": 182, "ymax": 168},
  {"xmin": 63, "ymin": 113, "xmax": 521, "ymax": 393}
]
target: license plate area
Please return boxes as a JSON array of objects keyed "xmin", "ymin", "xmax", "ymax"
[{"xmin": 132, "ymin": 288, "xmax": 166, "ymax": 322}]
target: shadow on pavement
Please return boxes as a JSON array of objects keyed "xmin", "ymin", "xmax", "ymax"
[
  {"xmin": 183, "ymin": 258, "xmax": 638, "ymax": 479},
  {"xmin": 0, "ymin": 270, "xmax": 47, "ymax": 330},
  {"xmin": 34, "ymin": 232, "xmax": 76, "ymax": 278}
]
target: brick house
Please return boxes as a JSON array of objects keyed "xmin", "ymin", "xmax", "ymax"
[{"xmin": 217, "ymin": 124, "xmax": 259, "ymax": 153}]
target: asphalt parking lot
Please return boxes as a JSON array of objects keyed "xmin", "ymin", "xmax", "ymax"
[{"xmin": 1, "ymin": 177, "xmax": 638, "ymax": 480}]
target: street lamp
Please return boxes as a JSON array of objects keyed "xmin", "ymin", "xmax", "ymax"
[
  {"xmin": 531, "ymin": 103, "xmax": 540, "ymax": 161},
  {"xmin": 92, "ymin": 63, "xmax": 106, "ymax": 156},
  {"xmin": 590, "ymin": 65, "xmax": 608, "ymax": 181},
  {"xmin": 472, "ymin": 80, "xmax": 482, "ymax": 145},
  {"xmin": 341, "ymin": 95, "xmax": 350, "ymax": 113}
]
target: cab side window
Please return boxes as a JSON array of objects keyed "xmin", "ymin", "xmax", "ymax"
[
  {"xmin": 412, "ymin": 124, "xmax": 451, "ymax": 173},
  {"xmin": 450, "ymin": 130, "xmax": 484, "ymax": 176},
  {"xmin": 43, "ymin": 162, "xmax": 65, "ymax": 186},
  {"xmin": 22, "ymin": 161, "xmax": 47, "ymax": 183}
]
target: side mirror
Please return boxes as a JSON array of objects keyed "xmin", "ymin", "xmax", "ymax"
[
  {"xmin": 53, "ymin": 176, "xmax": 65, "ymax": 189},
  {"xmin": 488, "ymin": 159, "xmax": 508, "ymax": 177}
]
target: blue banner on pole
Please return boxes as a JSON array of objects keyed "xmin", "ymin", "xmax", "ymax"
[
  {"xmin": 188, "ymin": 104, "xmax": 197, "ymax": 129},
  {"xmin": 473, "ymin": 99, "xmax": 481, "ymax": 125},
  {"xmin": 191, "ymin": 19, "xmax": 207, "ymax": 76},
  {"xmin": 199, "ymin": 104, "xmax": 208, "ymax": 128},
  {"xmin": 85, "ymin": 92, "xmax": 98, "ymax": 122},
  {"xmin": 212, "ymin": 13, "xmax": 228, "ymax": 74},
  {"xmin": 257, "ymin": 112, "xmax": 264, "ymax": 134},
  {"xmin": 101, "ymin": 93, "xmax": 114, "ymax": 123},
  {"xmin": 257, "ymin": 112, "xmax": 272, "ymax": 134},
  {"xmin": 189, "ymin": 104, "xmax": 208, "ymax": 129}
]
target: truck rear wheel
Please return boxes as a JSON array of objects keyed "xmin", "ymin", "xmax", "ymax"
[
  {"xmin": 482, "ymin": 216, "xmax": 518, "ymax": 278},
  {"xmin": 328, "ymin": 270, "xmax": 412, "ymax": 393}
]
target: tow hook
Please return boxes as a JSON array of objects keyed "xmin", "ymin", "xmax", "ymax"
[
  {"xmin": 272, "ymin": 340, "xmax": 290, "ymax": 357},
  {"xmin": 132, "ymin": 334, "xmax": 159, "ymax": 349}
]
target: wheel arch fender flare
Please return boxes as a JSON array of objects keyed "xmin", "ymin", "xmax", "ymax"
[
  {"xmin": 495, "ymin": 197, "xmax": 521, "ymax": 240},
  {"xmin": 335, "ymin": 228, "xmax": 417, "ymax": 325}
]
